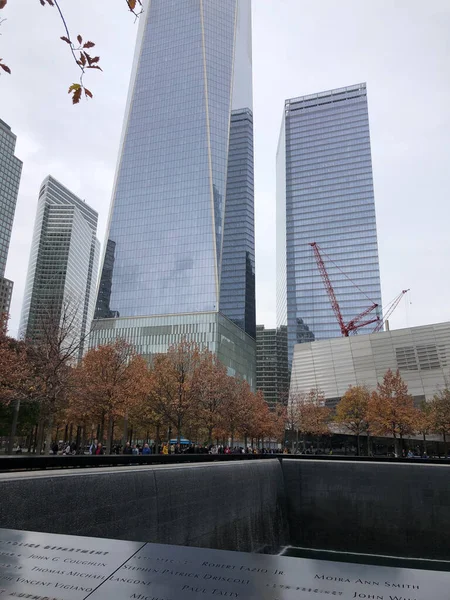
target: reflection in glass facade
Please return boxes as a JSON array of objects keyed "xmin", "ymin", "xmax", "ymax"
[
  {"xmin": 0, "ymin": 118, "xmax": 23, "ymax": 314},
  {"xmin": 94, "ymin": 0, "xmax": 255, "ymax": 384},
  {"xmin": 277, "ymin": 84, "xmax": 382, "ymax": 366},
  {"xmin": 20, "ymin": 176, "xmax": 100, "ymax": 358}
]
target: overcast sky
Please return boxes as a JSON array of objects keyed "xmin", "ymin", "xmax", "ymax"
[{"xmin": 1, "ymin": 0, "xmax": 449, "ymax": 338}]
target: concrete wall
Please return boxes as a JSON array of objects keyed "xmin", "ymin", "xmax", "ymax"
[
  {"xmin": 282, "ymin": 459, "xmax": 450, "ymax": 560},
  {"xmin": 0, "ymin": 460, "xmax": 288, "ymax": 554}
]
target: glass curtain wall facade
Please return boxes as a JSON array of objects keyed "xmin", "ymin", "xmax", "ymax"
[
  {"xmin": 20, "ymin": 176, "xmax": 100, "ymax": 357},
  {"xmin": 256, "ymin": 325, "xmax": 289, "ymax": 409},
  {"xmin": 94, "ymin": 0, "xmax": 255, "ymax": 383},
  {"xmin": 277, "ymin": 83, "xmax": 382, "ymax": 366},
  {"xmin": 0, "ymin": 118, "xmax": 22, "ymax": 314},
  {"xmin": 220, "ymin": 108, "xmax": 255, "ymax": 338}
]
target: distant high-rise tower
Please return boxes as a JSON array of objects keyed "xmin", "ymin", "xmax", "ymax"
[
  {"xmin": 0, "ymin": 118, "xmax": 22, "ymax": 315},
  {"xmin": 277, "ymin": 83, "xmax": 382, "ymax": 366},
  {"xmin": 93, "ymin": 0, "xmax": 256, "ymax": 385},
  {"xmin": 20, "ymin": 176, "xmax": 100, "ymax": 358},
  {"xmin": 256, "ymin": 325, "xmax": 289, "ymax": 409}
]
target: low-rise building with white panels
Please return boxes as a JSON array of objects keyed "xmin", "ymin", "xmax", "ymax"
[{"xmin": 290, "ymin": 322, "xmax": 450, "ymax": 407}]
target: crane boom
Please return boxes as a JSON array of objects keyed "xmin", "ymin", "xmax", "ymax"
[
  {"xmin": 310, "ymin": 242, "xmax": 380, "ymax": 337},
  {"xmin": 373, "ymin": 289, "xmax": 409, "ymax": 333},
  {"xmin": 309, "ymin": 242, "xmax": 347, "ymax": 336}
]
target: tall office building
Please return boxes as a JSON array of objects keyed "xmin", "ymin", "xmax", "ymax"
[
  {"xmin": 93, "ymin": 0, "xmax": 256, "ymax": 385},
  {"xmin": 256, "ymin": 325, "xmax": 289, "ymax": 409},
  {"xmin": 0, "ymin": 119, "xmax": 22, "ymax": 315},
  {"xmin": 277, "ymin": 83, "xmax": 382, "ymax": 366},
  {"xmin": 20, "ymin": 176, "xmax": 100, "ymax": 358}
]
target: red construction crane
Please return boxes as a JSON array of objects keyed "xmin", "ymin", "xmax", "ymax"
[
  {"xmin": 373, "ymin": 289, "xmax": 409, "ymax": 333},
  {"xmin": 309, "ymin": 242, "xmax": 381, "ymax": 336}
]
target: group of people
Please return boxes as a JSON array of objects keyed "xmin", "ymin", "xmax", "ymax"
[{"xmin": 85, "ymin": 440, "xmax": 281, "ymax": 456}]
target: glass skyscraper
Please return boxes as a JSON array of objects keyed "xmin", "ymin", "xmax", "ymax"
[
  {"xmin": 256, "ymin": 325, "xmax": 289, "ymax": 409},
  {"xmin": 0, "ymin": 118, "xmax": 22, "ymax": 315},
  {"xmin": 20, "ymin": 176, "xmax": 100, "ymax": 358},
  {"xmin": 93, "ymin": 0, "xmax": 256, "ymax": 385},
  {"xmin": 277, "ymin": 83, "xmax": 382, "ymax": 366}
]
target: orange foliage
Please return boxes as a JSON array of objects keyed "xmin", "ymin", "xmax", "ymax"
[{"xmin": 367, "ymin": 369, "xmax": 415, "ymax": 448}]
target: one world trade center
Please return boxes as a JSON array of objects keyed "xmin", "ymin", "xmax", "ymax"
[{"xmin": 92, "ymin": 0, "xmax": 256, "ymax": 385}]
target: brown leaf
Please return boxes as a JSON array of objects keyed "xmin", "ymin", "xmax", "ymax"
[
  {"xmin": 0, "ymin": 62, "xmax": 11, "ymax": 74},
  {"xmin": 60, "ymin": 36, "xmax": 71, "ymax": 44},
  {"xmin": 83, "ymin": 41, "xmax": 95, "ymax": 49},
  {"xmin": 72, "ymin": 87, "xmax": 82, "ymax": 104},
  {"xmin": 0, "ymin": 0, "xmax": 7, "ymax": 10},
  {"xmin": 89, "ymin": 56, "xmax": 100, "ymax": 64},
  {"xmin": 84, "ymin": 88, "xmax": 93, "ymax": 99},
  {"xmin": 79, "ymin": 53, "xmax": 86, "ymax": 66},
  {"xmin": 127, "ymin": 0, "xmax": 137, "ymax": 10},
  {"xmin": 77, "ymin": 34, "xmax": 82, "ymax": 45}
]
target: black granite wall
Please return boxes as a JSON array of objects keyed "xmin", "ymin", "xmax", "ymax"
[
  {"xmin": 1, "ymin": 459, "xmax": 449, "ymax": 560},
  {"xmin": 281, "ymin": 459, "xmax": 450, "ymax": 560},
  {"xmin": 0, "ymin": 460, "xmax": 288, "ymax": 554}
]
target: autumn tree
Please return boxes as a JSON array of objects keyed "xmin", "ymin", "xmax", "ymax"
[
  {"xmin": 429, "ymin": 389, "xmax": 450, "ymax": 456},
  {"xmin": 219, "ymin": 376, "xmax": 248, "ymax": 448},
  {"xmin": 72, "ymin": 338, "xmax": 147, "ymax": 453},
  {"xmin": 299, "ymin": 390, "xmax": 331, "ymax": 446},
  {"xmin": 287, "ymin": 388, "xmax": 330, "ymax": 452},
  {"xmin": 414, "ymin": 401, "xmax": 433, "ymax": 456},
  {"xmin": 26, "ymin": 297, "xmax": 88, "ymax": 454},
  {"xmin": 235, "ymin": 382, "xmax": 260, "ymax": 448},
  {"xmin": 193, "ymin": 350, "xmax": 229, "ymax": 445},
  {"xmin": 367, "ymin": 369, "xmax": 416, "ymax": 456},
  {"xmin": 147, "ymin": 340, "xmax": 200, "ymax": 445},
  {"xmin": 270, "ymin": 402, "xmax": 288, "ymax": 447},
  {"xmin": 0, "ymin": 315, "xmax": 36, "ymax": 453},
  {"xmin": 286, "ymin": 392, "xmax": 301, "ymax": 451},
  {"xmin": 335, "ymin": 385, "xmax": 370, "ymax": 456}
]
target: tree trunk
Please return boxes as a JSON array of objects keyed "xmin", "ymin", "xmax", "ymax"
[
  {"xmin": 69, "ymin": 423, "xmax": 73, "ymax": 444},
  {"xmin": 122, "ymin": 413, "xmax": 128, "ymax": 447},
  {"xmin": 230, "ymin": 428, "xmax": 234, "ymax": 449},
  {"xmin": 294, "ymin": 429, "xmax": 299, "ymax": 453},
  {"xmin": 244, "ymin": 434, "xmax": 248, "ymax": 449},
  {"xmin": 99, "ymin": 413, "xmax": 105, "ymax": 443},
  {"xmin": 167, "ymin": 426, "xmax": 172, "ymax": 453},
  {"xmin": 176, "ymin": 417, "xmax": 181, "ymax": 445},
  {"xmin": 422, "ymin": 431, "xmax": 427, "ymax": 456},
  {"xmin": 44, "ymin": 414, "xmax": 53, "ymax": 456},
  {"xmin": 80, "ymin": 425, "xmax": 86, "ymax": 454},
  {"xmin": 367, "ymin": 432, "xmax": 371, "ymax": 456},
  {"xmin": 7, "ymin": 398, "xmax": 21, "ymax": 455},
  {"xmin": 63, "ymin": 423, "xmax": 68, "ymax": 444},
  {"xmin": 106, "ymin": 415, "xmax": 114, "ymax": 454},
  {"xmin": 356, "ymin": 433, "xmax": 361, "ymax": 457},
  {"xmin": 393, "ymin": 434, "xmax": 400, "ymax": 457},
  {"xmin": 32, "ymin": 423, "xmax": 39, "ymax": 454},
  {"xmin": 76, "ymin": 426, "xmax": 81, "ymax": 454},
  {"xmin": 443, "ymin": 431, "xmax": 448, "ymax": 457},
  {"xmin": 155, "ymin": 423, "xmax": 160, "ymax": 448}
]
